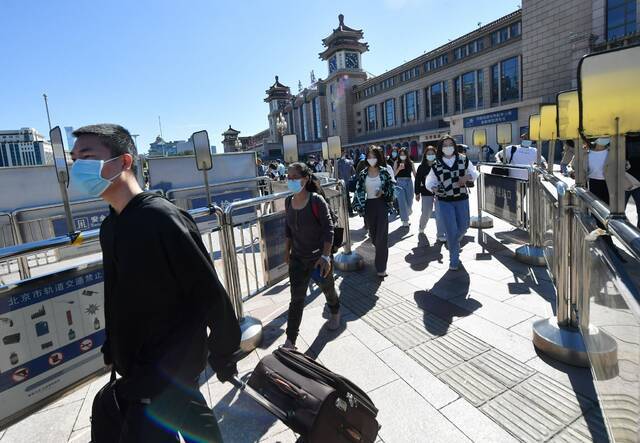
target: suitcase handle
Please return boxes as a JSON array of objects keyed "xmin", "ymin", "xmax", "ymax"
[
  {"xmin": 265, "ymin": 371, "xmax": 307, "ymax": 401},
  {"xmin": 231, "ymin": 376, "xmax": 291, "ymax": 424}
]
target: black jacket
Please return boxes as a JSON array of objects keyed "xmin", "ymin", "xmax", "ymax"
[
  {"xmin": 415, "ymin": 162, "xmax": 435, "ymax": 196},
  {"xmin": 100, "ymin": 193, "xmax": 240, "ymax": 399}
]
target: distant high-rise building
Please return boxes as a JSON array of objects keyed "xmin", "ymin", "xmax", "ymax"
[
  {"xmin": 0, "ymin": 128, "xmax": 53, "ymax": 168},
  {"xmin": 64, "ymin": 126, "xmax": 76, "ymax": 150},
  {"xmin": 148, "ymin": 136, "xmax": 195, "ymax": 157}
]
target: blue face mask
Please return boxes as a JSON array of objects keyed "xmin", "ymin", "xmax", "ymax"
[
  {"xmin": 392, "ymin": 152, "xmax": 398, "ymax": 158},
  {"xmin": 70, "ymin": 157, "xmax": 122, "ymax": 197},
  {"xmin": 287, "ymin": 179, "xmax": 303, "ymax": 193},
  {"xmin": 426, "ymin": 154, "xmax": 436, "ymax": 162}
]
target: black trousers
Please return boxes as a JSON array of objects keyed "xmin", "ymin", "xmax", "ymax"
[
  {"xmin": 114, "ymin": 378, "xmax": 222, "ymax": 443},
  {"xmin": 364, "ymin": 198, "xmax": 389, "ymax": 273},
  {"xmin": 589, "ymin": 178, "xmax": 609, "ymax": 205},
  {"xmin": 286, "ymin": 256, "xmax": 340, "ymax": 344}
]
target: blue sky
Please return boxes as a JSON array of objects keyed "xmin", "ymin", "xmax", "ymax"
[{"xmin": 1, "ymin": 0, "xmax": 518, "ymax": 153}]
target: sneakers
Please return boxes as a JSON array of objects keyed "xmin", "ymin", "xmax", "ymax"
[
  {"xmin": 418, "ymin": 229, "xmax": 425, "ymax": 234},
  {"xmin": 326, "ymin": 312, "xmax": 341, "ymax": 330},
  {"xmin": 449, "ymin": 263, "xmax": 460, "ymax": 271},
  {"xmin": 402, "ymin": 221, "xmax": 410, "ymax": 227},
  {"xmin": 377, "ymin": 271, "xmax": 388, "ymax": 278},
  {"xmin": 437, "ymin": 236, "xmax": 447, "ymax": 243},
  {"xmin": 281, "ymin": 339, "xmax": 297, "ymax": 350}
]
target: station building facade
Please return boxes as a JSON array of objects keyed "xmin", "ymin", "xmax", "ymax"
[{"xmin": 242, "ymin": 0, "xmax": 638, "ymax": 160}]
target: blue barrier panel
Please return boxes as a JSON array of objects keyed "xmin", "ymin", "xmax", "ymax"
[
  {"xmin": 0, "ymin": 261, "xmax": 105, "ymax": 426},
  {"xmin": 259, "ymin": 212, "xmax": 288, "ymax": 286}
]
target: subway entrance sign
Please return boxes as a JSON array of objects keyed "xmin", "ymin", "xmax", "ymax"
[{"xmin": 464, "ymin": 108, "xmax": 518, "ymax": 128}]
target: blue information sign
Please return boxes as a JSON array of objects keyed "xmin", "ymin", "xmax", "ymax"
[
  {"xmin": 51, "ymin": 210, "xmax": 110, "ymax": 236},
  {"xmin": 464, "ymin": 108, "xmax": 518, "ymax": 128}
]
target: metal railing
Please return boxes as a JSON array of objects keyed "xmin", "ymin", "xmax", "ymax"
[{"xmin": 476, "ymin": 162, "xmax": 640, "ymax": 441}]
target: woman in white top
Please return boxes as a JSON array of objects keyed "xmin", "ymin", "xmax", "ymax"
[
  {"xmin": 425, "ymin": 136, "xmax": 479, "ymax": 270},
  {"xmin": 353, "ymin": 146, "xmax": 396, "ymax": 277},
  {"xmin": 585, "ymin": 138, "xmax": 610, "ymax": 204}
]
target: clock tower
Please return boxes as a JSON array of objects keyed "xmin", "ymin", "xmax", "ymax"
[{"xmin": 319, "ymin": 14, "xmax": 369, "ymax": 144}]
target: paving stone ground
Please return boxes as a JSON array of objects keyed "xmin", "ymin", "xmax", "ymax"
[{"xmin": 0, "ymin": 192, "xmax": 608, "ymax": 442}]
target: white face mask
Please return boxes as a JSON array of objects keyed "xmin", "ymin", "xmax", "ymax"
[
  {"xmin": 367, "ymin": 158, "xmax": 377, "ymax": 166},
  {"xmin": 521, "ymin": 140, "xmax": 533, "ymax": 148},
  {"xmin": 442, "ymin": 146, "xmax": 455, "ymax": 157},
  {"xmin": 426, "ymin": 154, "xmax": 436, "ymax": 162},
  {"xmin": 595, "ymin": 137, "xmax": 610, "ymax": 146},
  {"xmin": 399, "ymin": 155, "xmax": 407, "ymax": 161}
]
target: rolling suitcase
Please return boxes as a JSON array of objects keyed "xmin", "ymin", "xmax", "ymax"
[{"xmin": 232, "ymin": 348, "xmax": 379, "ymax": 443}]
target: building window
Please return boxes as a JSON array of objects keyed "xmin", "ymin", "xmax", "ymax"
[
  {"xmin": 385, "ymin": 99, "xmax": 395, "ymax": 127},
  {"xmin": 443, "ymin": 80, "xmax": 449, "ymax": 115},
  {"xmin": 0, "ymin": 144, "xmax": 8, "ymax": 167},
  {"xmin": 491, "ymin": 57, "xmax": 520, "ymax": 105},
  {"xmin": 491, "ymin": 21, "xmax": 521, "ymax": 46},
  {"xmin": 607, "ymin": 0, "xmax": 637, "ymax": 40},
  {"xmin": 454, "ymin": 77, "xmax": 461, "ymax": 112},
  {"xmin": 331, "ymin": 102, "xmax": 336, "ymax": 112},
  {"xmin": 300, "ymin": 105, "xmax": 309, "ymax": 141},
  {"xmin": 332, "ymin": 120, "xmax": 336, "ymax": 130},
  {"xmin": 403, "ymin": 91, "xmax": 418, "ymax": 122},
  {"xmin": 430, "ymin": 83, "xmax": 443, "ymax": 117},
  {"xmin": 501, "ymin": 57, "xmax": 520, "ymax": 102},
  {"xmin": 477, "ymin": 69, "xmax": 484, "ymax": 108},
  {"xmin": 313, "ymin": 97, "xmax": 322, "ymax": 139},
  {"xmin": 366, "ymin": 105, "xmax": 377, "ymax": 131},
  {"xmin": 491, "ymin": 64, "xmax": 500, "ymax": 104},
  {"xmin": 462, "ymin": 71, "xmax": 477, "ymax": 111},
  {"xmin": 330, "ymin": 84, "xmax": 334, "ymax": 95}
]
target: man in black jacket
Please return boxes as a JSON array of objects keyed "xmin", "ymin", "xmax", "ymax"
[{"xmin": 70, "ymin": 124, "xmax": 240, "ymax": 442}]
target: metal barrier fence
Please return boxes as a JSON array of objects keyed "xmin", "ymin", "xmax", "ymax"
[{"xmin": 476, "ymin": 162, "xmax": 640, "ymax": 441}]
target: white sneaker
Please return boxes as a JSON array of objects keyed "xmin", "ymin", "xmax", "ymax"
[
  {"xmin": 437, "ymin": 236, "xmax": 447, "ymax": 243},
  {"xmin": 402, "ymin": 221, "xmax": 410, "ymax": 227},
  {"xmin": 418, "ymin": 229, "xmax": 425, "ymax": 234},
  {"xmin": 449, "ymin": 264, "xmax": 459, "ymax": 271},
  {"xmin": 377, "ymin": 271, "xmax": 388, "ymax": 278}
]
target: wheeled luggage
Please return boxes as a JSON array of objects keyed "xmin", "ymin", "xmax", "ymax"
[{"xmin": 232, "ymin": 348, "xmax": 379, "ymax": 443}]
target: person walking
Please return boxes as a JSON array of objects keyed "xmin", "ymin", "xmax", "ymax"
[
  {"xmin": 393, "ymin": 147, "xmax": 416, "ymax": 227},
  {"xmin": 70, "ymin": 124, "xmax": 240, "ymax": 442},
  {"xmin": 337, "ymin": 154, "xmax": 356, "ymax": 216},
  {"xmin": 353, "ymin": 146, "xmax": 395, "ymax": 277},
  {"xmin": 425, "ymin": 136, "xmax": 479, "ymax": 270},
  {"xmin": 282, "ymin": 162, "xmax": 341, "ymax": 349},
  {"xmin": 387, "ymin": 147, "xmax": 399, "ymax": 167},
  {"xmin": 276, "ymin": 159, "xmax": 286, "ymax": 179},
  {"xmin": 415, "ymin": 146, "xmax": 445, "ymax": 239},
  {"xmin": 560, "ymin": 140, "xmax": 575, "ymax": 176}
]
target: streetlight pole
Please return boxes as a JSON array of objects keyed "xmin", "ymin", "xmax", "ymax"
[{"xmin": 43, "ymin": 94, "xmax": 52, "ymax": 131}]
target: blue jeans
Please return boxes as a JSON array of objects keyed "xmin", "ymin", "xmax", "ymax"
[
  {"xmin": 434, "ymin": 198, "xmax": 446, "ymax": 240},
  {"xmin": 438, "ymin": 198, "xmax": 470, "ymax": 267},
  {"xmin": 394, "ymin": 185, "xmax": 409, "ymax": 222},
  {"xmin": 396, "ymin": 178, "xmax": 414, "ymax": 221}
]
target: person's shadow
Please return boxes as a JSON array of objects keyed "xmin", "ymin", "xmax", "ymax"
[
  {"xmin": 413, "ymin": 267, "xmax": 480, "ymax": 335},
  {"xmin": 404, "ymin": 235, "xmax": 444, "ymax": 271}
]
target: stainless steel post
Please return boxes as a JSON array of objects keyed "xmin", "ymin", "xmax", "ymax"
[
  {"xmin": 515, "ymin": 166, "xmax": 545, "ymax": 265},
  {"xmin": 611, "ymin": 118, "xmax": 626, "ymax": 216},
  {"xmin": 532, "ymin": 180, "xmax": 590, "ymax": 367},
  {"xmin": 333, "ymin": 180, "xmax": 364, "ymax": 271},
  {"xmin": 574, "ymin": 138, "xmax": 586, "ymax": 188},
  {"xmin": 10, "ymin": 215, "xmax": 31, "ymax": 279},
  {"xmin": 547, "ymin": 137, "xmax": 556, "ymax": 174},
  {"xmin": 219, "ymin": 207, "xmax": 263, "ymax": 353},
  {"xmin": 470, "ymin": 164, "xmax": 493, "ymax": 229}
]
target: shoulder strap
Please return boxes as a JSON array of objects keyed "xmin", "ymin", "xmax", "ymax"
[
  {"xmin": 285, "ymin": 195, "xmax": 292, "ymax": 211},
  {"xmin": 311, "ymin": 198, "xmax": 320, "ymax": 220},
  {"xmin": 508, "ymin": 146, "xmax": 517, "ymax": 164}
]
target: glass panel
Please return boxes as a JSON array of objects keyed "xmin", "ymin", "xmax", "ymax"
[
  {"xmin": 367, "ymin": 105, "xmax": 377, "ymax": 131},
  {"xmin": 385, "ymin": 99, "xmax": 395, "ymax": 127},
  {"xmin": 501, "ymin": 57, "xmax": 519, "ymax": 102},
  {"xmin": 510, "ymin": 22, "xmax": 521, "ymax": 38},
  {"xmin": 491, "ymin": 64, "xmax": 500, "ymax": 104},
  {"xmin": 454, "ymin": 77, "xmax": 461, "ymax": 112},
  {"xmin": 405, "ymin": 92, "xmax": 416, "ymax": 121},
  {"xmin": 431, "ymin": 83, "xmax": 443, "ymax": 116},
  {"xmin": 477, "ymin": 70, "xmax": 484, "ymax": 108},
  {"xmin": 462, "ymin": 71, "xmax": 476, "ymax": 111},
  {"xmin": 443, "ymin": 81, "xmax": 449, "ymax": 115}
]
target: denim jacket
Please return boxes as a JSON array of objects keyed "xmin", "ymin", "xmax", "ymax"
[{"xmin": 352, "ymin": 167, "xmax": 395, "ymax": 215}]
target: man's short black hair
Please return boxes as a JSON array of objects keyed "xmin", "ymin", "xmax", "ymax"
[{"xmin": 73, "ymin": 124, "xmax": 137, "ymax": 157}]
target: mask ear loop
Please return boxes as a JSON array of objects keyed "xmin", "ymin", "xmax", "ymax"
[{"xmin": 103, "ymin": 155, "xmax": 126, "ymax": 182}]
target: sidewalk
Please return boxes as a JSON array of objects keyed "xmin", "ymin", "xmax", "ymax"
[{"xmin": 0, "ymin": 192, "xmax": 607, "ymax": 443}]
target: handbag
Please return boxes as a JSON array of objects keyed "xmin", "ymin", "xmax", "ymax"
[
  {"xmin": 91, "ymin": 369, "xmax": 123, "ymax": 443},
  {"xmin": 491, "ymin": 145, "xmax": 517, "ymax": 176}
]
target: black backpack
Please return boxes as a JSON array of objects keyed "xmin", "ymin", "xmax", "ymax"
[{"xmin": 491, "ymin": 145, "xmax": 517, "ymax": 176}]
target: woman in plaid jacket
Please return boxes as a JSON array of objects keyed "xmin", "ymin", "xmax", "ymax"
[{"xmin": 352, "ymin": 145, "xmax": 395, "ymax": 277}]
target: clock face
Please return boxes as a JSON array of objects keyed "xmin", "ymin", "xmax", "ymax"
[
  {"xmin": 329, "ymin": 56, "xmax": 337, "ymax": 74},
  {"xmin": 345, "ymin": 52, "xmax": 359, "ymax": 69}
]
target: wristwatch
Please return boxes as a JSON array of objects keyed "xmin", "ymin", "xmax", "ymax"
[{"xmin": 321, "ymin": 255, "xmax": 331, "ymax": 264}]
